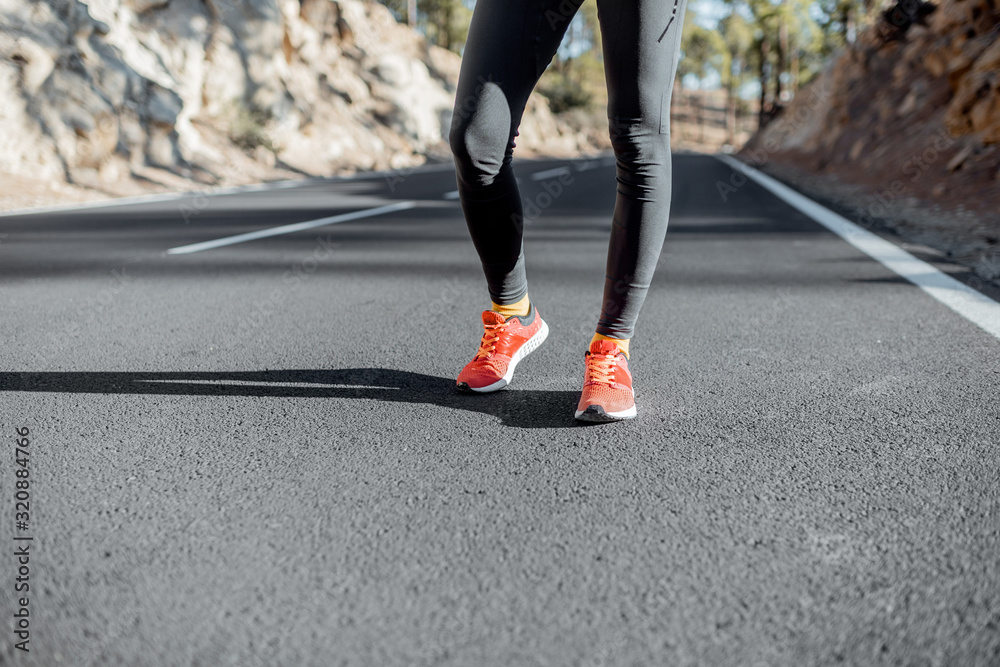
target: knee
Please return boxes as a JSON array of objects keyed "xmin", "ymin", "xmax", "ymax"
[
  {"xmin": 449, "ymin": 83, "xmax": 513, "ymax": 187},
  {"xmin": 449, "ymin": 117, "xmax": 486, "ymax": 180},
  {"xmin": 608, "ymin": 116, "xmax": 670, "ymax": 163},
  {"xmin": 608, "ymin": 117, "xmax": 670, "ymax": 198},
  {"xmin": 449, "ymin": 113, "xmax": 508, "ymax": 188}
]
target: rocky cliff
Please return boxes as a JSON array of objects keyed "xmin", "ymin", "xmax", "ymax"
[
  {"xmin": 741, "ymin": 0, "xmax": 1000, "ymax": 284},
  {"xmin": 0, "ymin": 0, "xmax": 589, "ymax": 201}
]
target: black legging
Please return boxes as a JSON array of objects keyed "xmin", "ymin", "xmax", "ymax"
[{"xmin": 449, "ymin": 0, "xmax": 688, "ymax": 339}]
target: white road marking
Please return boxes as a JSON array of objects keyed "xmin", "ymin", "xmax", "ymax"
[
  {"xmin": 531, "ymin": 167, "xmax": 571, "ymax": 181},
  {"xmin": 165, "ymin": 201, "xmax": 417, "ymax": 255},
  {"xmin": 574, "ymin": 159, "xmax": 604, "ymax": 172},
  {"xmin": 717, "ymin": 154, "xmax": 1000, "ymax": 341},
  {"xmin": 443, "ymin": 190, "xmax": 460, "ymax": 200}
]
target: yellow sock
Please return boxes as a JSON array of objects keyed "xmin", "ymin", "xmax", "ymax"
[
  {"xmin": 491, "ymin": 294, "xmax": 530, "ymax": 318},
  {"xmin": 591, "ymin": 332, "xmax": 630, "ymax": 358}
]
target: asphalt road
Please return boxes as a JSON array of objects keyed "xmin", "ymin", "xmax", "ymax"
[{"xmin": 1, "ymin": 154, "xmax": 998, "ymax": 666}]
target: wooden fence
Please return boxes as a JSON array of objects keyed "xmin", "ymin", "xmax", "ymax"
[{"xmin": 670, "ymin": 90, "xmax": 759, "ymax": 152}]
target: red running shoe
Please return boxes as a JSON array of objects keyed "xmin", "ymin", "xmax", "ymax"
[
  {"xmin": 456, "ymin": 303, "xmax": 548, "ymax": 393},
  {"xmin": 574, "ymin": 339, "xmax": 637, "ymax": 422}
]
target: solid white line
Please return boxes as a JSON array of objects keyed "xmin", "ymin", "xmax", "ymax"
[
  {"xmin": 531, "ymin": 167, "xmax": 571, "ymax": 181},
  {"xmin": 165, "ymin": 201, "xmax": 416, "ymax": 255},
  {"xmin": 443, "ymin": 190, "xmax": 460, "ymax": 200},
  {"xmin": 716, "ymin": 154, "xmax": 1000, "ymax": 341}
]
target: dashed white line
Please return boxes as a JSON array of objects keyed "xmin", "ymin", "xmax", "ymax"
[
  {"xmin": 165, "ymin": 201, "xmax": 417, "ymax": 255},
  {"xmin": 531, "ymin": 167, "xmax": 572, "ymax": 181},
  {"xmin": 717, "ymin": 154, "xmax": 1000, "ymax": 341},
  {"xmin": 443, "ymin": 190, "xmax": 461, "ymax": 200}
]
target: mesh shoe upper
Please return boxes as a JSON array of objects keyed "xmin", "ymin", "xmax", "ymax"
[
  {"xmin": 457, "ymin": 306, "xmax": 544, "ymax": 389},
  {"xmin": 576, "ymin": 339, "xmax": 634, "ymax": 414}
]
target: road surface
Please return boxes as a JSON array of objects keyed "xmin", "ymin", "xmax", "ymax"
[{"xmin": 1, "ymin": 154, "xmax": 998, "ymax": 665}]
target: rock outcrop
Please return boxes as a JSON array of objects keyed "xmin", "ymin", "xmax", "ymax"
[
  {"xmin": 0, "ymin": 0, "xmax": 589, "ymax": 194},
  {"xmin": 741, "ymin": 0, "xmax": 1000, "ymax": 283}
]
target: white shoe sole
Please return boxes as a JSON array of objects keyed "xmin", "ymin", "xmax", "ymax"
[{"xmin": 462, "ymin": 319, "xmax": 549, "ymax": 393}]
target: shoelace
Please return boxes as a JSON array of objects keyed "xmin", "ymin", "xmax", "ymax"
[
  {"xmin": 585, "ymin": 352, "xmax": 617, "ymax": 385},
  {"xmin": 474, "ymin": 320, "xmax": 510, "ymax": 360}
]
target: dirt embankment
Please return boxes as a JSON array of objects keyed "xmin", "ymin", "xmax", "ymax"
[{"xmin": 738, "ymin": 0, "xmax": 1000, "ymax": 285}]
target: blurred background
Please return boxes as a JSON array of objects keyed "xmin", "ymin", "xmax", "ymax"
[{"xmin": 1, "ymin": 0, "xmax": 997, "ymax": 282}]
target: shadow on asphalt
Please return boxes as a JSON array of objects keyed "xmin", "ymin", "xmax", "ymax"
[{"xmin": 0, "ymin": 369, "xmax": 587, "ymax": 429}]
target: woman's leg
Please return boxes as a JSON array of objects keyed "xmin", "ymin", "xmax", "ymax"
[
  {"xmin": 449, "ymin": 0, "xmax": 584, "ymax": 308},
  {"xmin": 451, "ymin": 0, "xmax": 582, "ymax": 393},
  {"xmin": 575, "ymin": 0, "xmax": 688, "ymax": 422},
  {"xmin": 593, "ymin": 0, "xmax": 689, "ymax": 341}
]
